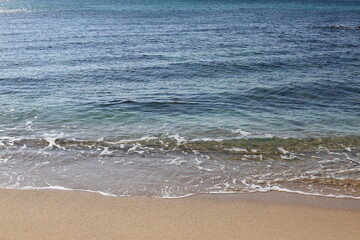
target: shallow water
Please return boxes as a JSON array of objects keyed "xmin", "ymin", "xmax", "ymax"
[{"xmin": 1, "ymin": 0, "xmax": 360, "ymax": 198}]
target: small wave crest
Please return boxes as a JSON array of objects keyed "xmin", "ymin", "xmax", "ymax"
[
  {"xmin": 1, "ymin": 135, "xmax": 359, "ymax": 160},
  {"xmin": 0, "ymin": 8, "xmax": 36, "ymax": 14}
]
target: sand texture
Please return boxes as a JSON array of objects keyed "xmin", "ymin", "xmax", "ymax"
[{"xmin": 0, "ymin": 189, "xmax": 359, "ymax": 240}]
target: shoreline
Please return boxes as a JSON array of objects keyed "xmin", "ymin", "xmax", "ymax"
[
  {"xmin": 4, "ymin": 186, "xmax": 360, "ymax": 210},
  {"xmin": 0, "ymin": 188, "xmax": 359, "ymax": 240},
  {"xmin": 4, "ymin": 186, "xmax": 360, "ymax": 211}
]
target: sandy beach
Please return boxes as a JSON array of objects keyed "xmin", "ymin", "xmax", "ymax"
[{"xmin": 0, "ymin": 189, "xmax": 359, "ymax": 240}]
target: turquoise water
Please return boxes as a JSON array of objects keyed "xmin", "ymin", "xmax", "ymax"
[{"xmin": 0, "ymin": 0, "xmax": 359, "ymax": 198}]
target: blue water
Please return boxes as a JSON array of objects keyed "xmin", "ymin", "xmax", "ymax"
[{"xmin": 0, "ymin": 0, "xmax": 359, "ymax": 198}]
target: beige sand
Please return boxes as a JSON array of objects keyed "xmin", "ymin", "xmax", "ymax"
[{"xmin": 0, "ymin": 189, "xmax": 359, "ymax": 240}]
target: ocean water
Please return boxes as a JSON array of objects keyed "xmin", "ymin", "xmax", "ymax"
[{"xmin": 0, "ymin": 0, "xmax": 359, "ymax": 198}]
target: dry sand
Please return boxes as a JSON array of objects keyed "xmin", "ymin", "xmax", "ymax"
[{"xmin": 0, "ymin": 189, "xmax": 359, "ymax": 240}]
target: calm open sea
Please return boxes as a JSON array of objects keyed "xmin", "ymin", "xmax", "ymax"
[{"xmin": 0, "ymin": 0, "xmax": 359, "ymax": 198}]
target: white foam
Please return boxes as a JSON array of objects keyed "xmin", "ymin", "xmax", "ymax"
[
  {"xmin": 25, "ymin": 121, "xmax": 34, "ymax": 131},
  {"xmin": 42, "ymin": 132, "xmax": 66, "ymax": 150},
  {"xmin": 191, "ymin": 138, "xmax": 224, "ymax": 142},
  {"xmin": 109, "ymin": 136, "xmax": 158, "ymax": 145},
  {"xmin": 345, "ymin": 147, "xmax": 352, "ymax": 152},
  {"xmin": 240, "ymin": 180, "xmax": 360, "ymax": 200},
  {"xmin": 1, "ymin": 183, "xmax": 359, "ymax": 200},
  {"xmin": 259, "ymin": 185, "xmax": 360, "ymax": 200},
  {"xmin": 277, "ymin": 147, "xmax": 289, "ymax": 154},
  {"xmin": 194, "ymin": 156, "xmax": 214, "ymax": 172},
  {"xmin": 0, "ymin": 8, "xmax": 34, "ymax": 14},
  {"xmin": 231, "ymin": 129, "xmax": 252, "ymax": 136},
  {"xmin": 114, "ymin": 159, "xmax": 125, "ymax": 164},
  {"xmin": 99, "ymin": 147, "xmax": 112, "ymax": 156},
  {"xmin": 165, "ymin": 157, "xmax": 185, "ymax": 166},
  {"xmin": 154, "ymin": 193, "xmax": 195, "ymax": 199},
  {"xmin": 127, "ymin": 144, "xmax": 140, "ymax": 153},
  {"xmin": 280, "ymin": 154, "xmax": 297, "ymax": 160},
  {"xmin": 227, "ymin": 147, "xmax": 248, "ymax": 153},
  {"xmin": 168, "ymin": 134, "xmax": 187, "ymax": 145},
  {"xmin": 14, "ymin": 185, "xmax": 118, "ymax": 197}
]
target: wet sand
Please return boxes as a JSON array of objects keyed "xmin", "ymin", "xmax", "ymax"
[{"xmin": 0, "ymin": 189, "xmax": 359, "ymax": 240}]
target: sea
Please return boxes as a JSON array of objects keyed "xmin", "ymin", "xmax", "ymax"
[{"xmin": 0, "ymin": 0, "xmax": 359, "ymax": 198}]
